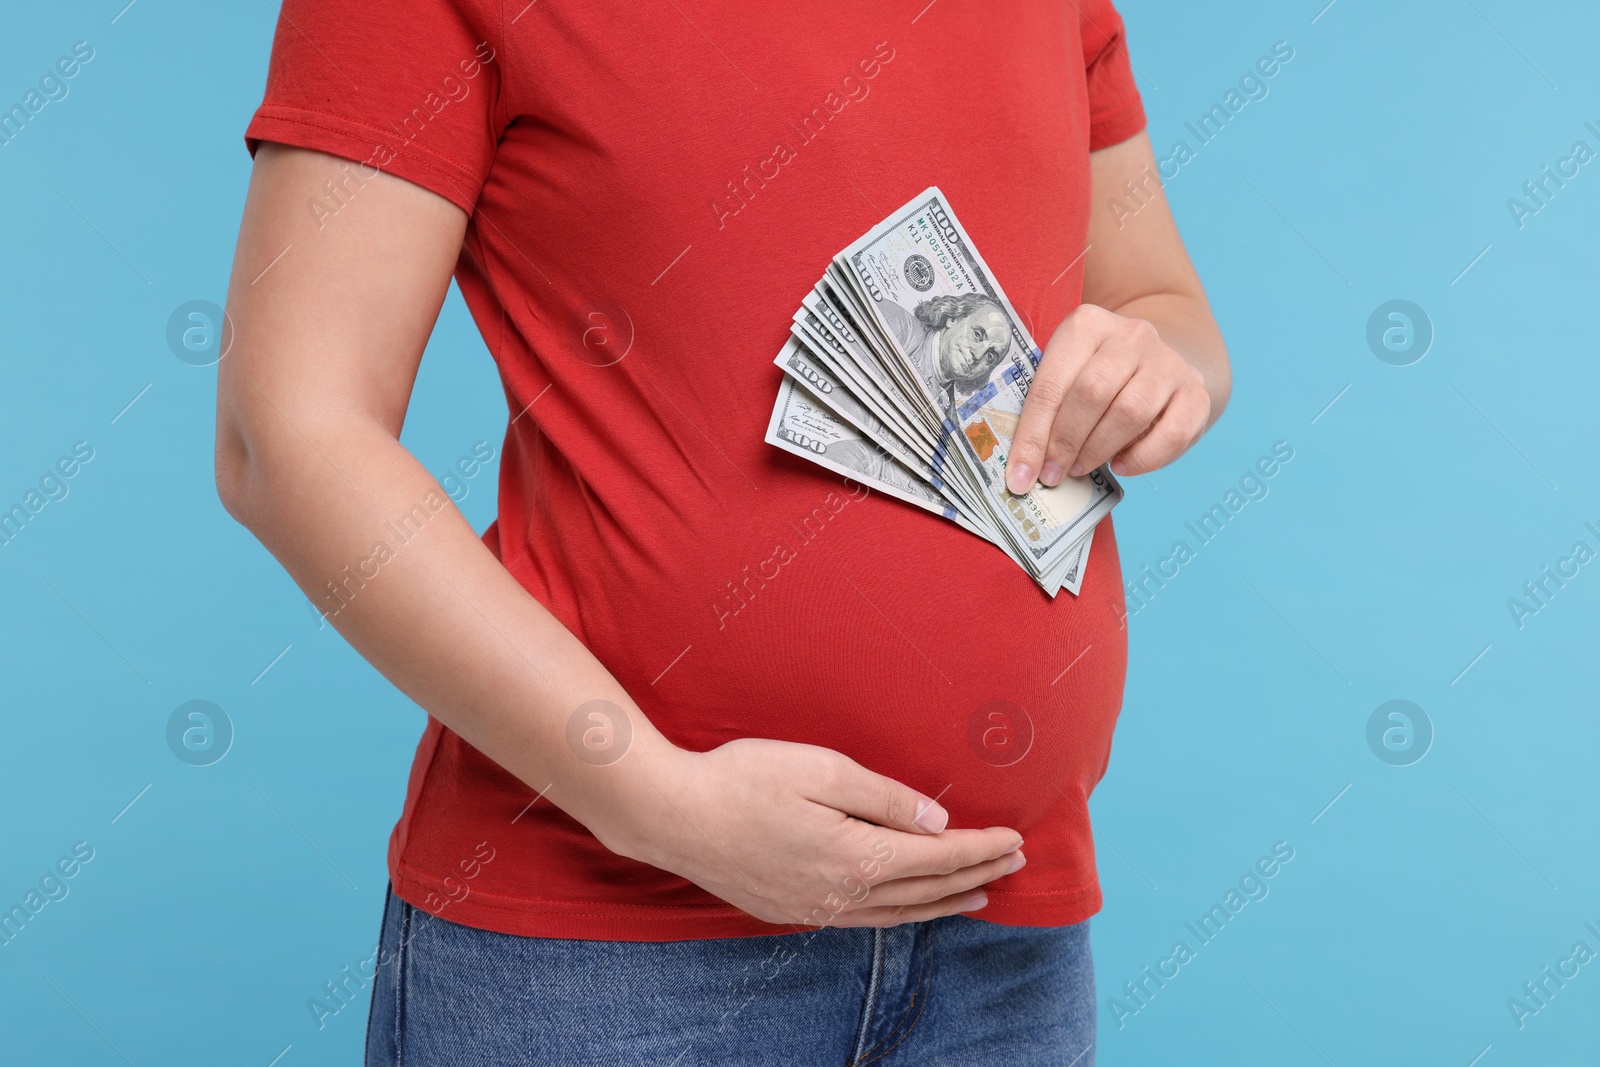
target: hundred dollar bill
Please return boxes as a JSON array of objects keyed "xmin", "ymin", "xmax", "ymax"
[
  {"xmin": 783, "ymin": 320, "xmax": 986, "ymax": 520},
  {"xmin": 765, "ymin": 372, "xmax": 977, "ymax": 531},
  {"xmin": 835, "ymin": 187, "xmax": 1122, "ymax": 582},
  {"xmin": 1047, "ymin": 526, "xmax": 1092, "ymax": 596},
  {"xmin": 792, "ymin": 307, "xmax": 934, "ymax": 463},
  {"xmin": 772, "ymin": 338, "xmax": 1093, "ymax": 593},
  {"xmin": 804, "ymin": 279, "xmax": 997, "ymax": 526},
  {"xmin": 776, "ymin": 338, "xmax": 960, "ymax": 512}
]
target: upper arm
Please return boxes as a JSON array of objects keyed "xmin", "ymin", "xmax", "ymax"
[
  {"xmin": 216, "ymin": 142, "xmax": 468, "ymax": 477},
  {"xmin": 1081, "ymin": 132, "xmax": 1207, "ymax": 312},
  {"xmin": 218, "ymin": 0, "xmax": 505, "ymax": 489}
]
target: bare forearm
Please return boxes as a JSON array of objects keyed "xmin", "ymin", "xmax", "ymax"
[
  {"xmin": 216, "ymin": 412, "xmax": 683, "ymax": 858},
  {"xmin": 211, "ymin": 144, "xmax": 1028, "ymax": 929}
]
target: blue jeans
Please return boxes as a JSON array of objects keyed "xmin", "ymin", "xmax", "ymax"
[{"xmin": 364, "ymin": 884, "xmax": 1095, "ymax": 1066}]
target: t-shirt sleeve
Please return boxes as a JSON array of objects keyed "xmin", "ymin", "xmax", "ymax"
[
  {"xmin": 244, "ymin": 0, "xmax": 505, "ymax": 216},
  {"xmin": 1077, "ymin": 0, "xmax": 1147, "ymax": 151}
]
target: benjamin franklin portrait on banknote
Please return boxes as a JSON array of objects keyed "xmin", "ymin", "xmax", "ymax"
[{"xmin": 876, "ymin": 294, "xmax": 1013, "ymax": 415}]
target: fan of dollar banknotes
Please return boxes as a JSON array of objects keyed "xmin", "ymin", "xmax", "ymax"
[{"xmin": 765, "ymin": 187, "xmax": 1123, "ymax": 597}]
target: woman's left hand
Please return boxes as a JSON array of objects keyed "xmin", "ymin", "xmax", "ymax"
[{"xmin": 1004, "ymin": 303, "xmax": 1211, "ymax": 494}]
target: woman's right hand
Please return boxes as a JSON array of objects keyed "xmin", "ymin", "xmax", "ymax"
[{"xmin": 602, "ymin": 737, "xmax": 1026, "ymax": 928}]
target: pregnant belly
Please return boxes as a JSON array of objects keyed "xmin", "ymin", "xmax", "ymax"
[
  {"xmin": 406, "ymin": 499, "xmax": 1131, "ymax": 937},
  {"xmin": 626, "ymin": 505, "xmax": 1131, "ymax": 842}
]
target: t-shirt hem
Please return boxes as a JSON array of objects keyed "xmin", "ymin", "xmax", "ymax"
[
  {"xmin": 972, "ymin": 884, "xmax": 1102, "ymax": 928},
  {"xmin": 244, "ymin": 104, "xmax": 484, "ymax": 216},
  {"xmin": 392, "ymin": 860, "xmax": 1102, "ymax": 942}
]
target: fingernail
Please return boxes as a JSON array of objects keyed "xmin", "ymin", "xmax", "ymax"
[
  {"xmin": 1110, "ymin": 459, "xmax": 1127, "ymax": 476},
  {"xmin": 1004, "ymin": 850, "xmax": 1027, "ymax": 875},
  {"xmin": 914, "ymin": 800, "xmax": 949, "ymax": 834},
  {"xmin": 960, "ymin": 892, "xmax": 988, "ymax": 912},
  {"xmin": 1039, "ymin": 461, "xmax": 1064, "ymax": 487},
  {"xmin": 1006, "ymin": 464, "xmax": 1032, "ymax": 495},
  {"xmin": 1067, "ymin": 463, "xmax": 1086, "ymax": 477}
]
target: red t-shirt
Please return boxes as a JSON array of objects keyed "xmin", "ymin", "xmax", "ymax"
[{"xmin": 247, "ymin": 0, "xmax": 1145, "ymax": 941}]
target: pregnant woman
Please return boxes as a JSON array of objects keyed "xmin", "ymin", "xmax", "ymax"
[{"xmin": 217, "ymin": 2, "xmax": 1228, "ymax": 1063}]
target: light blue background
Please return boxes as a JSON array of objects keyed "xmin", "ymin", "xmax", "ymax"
[{"xmin": 2, "ymin": 2, "xmax": 1596, "ymax": 1064}]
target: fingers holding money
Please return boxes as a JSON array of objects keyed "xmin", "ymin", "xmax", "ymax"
[
  {"xmin": 1006, "ymin": 303, "xmax": 1209, "ymax": 492},
  {"xmin": 1108, "ymin": 384, "xmax": 1210, "ymax": 477}
]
